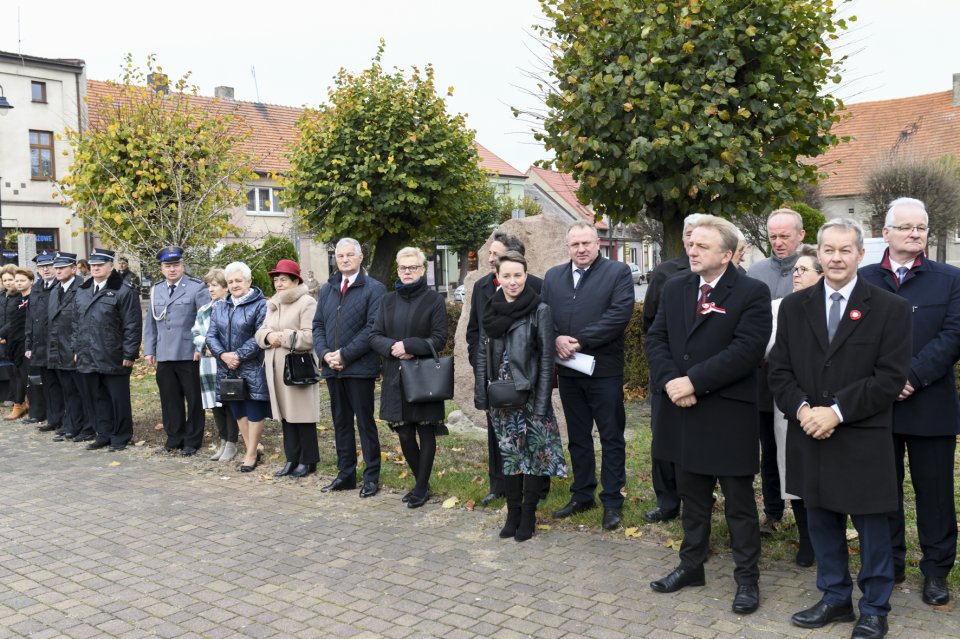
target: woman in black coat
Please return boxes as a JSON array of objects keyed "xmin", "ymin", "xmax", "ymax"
[
  {"xmin": 0, "ymin": 265, "xmax": 18, "ymax": 402},
  {"xmin": 370, "ymin": 247, "xmax": 448, "ymax": 509}
]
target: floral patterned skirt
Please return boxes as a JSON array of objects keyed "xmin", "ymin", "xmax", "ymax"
[{"xmin": 490, "ymin": 357, "xmax": 567, "ymax": 478}]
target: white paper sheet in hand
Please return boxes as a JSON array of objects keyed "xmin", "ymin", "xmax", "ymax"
[{"xmin": 556, "ymin": 352, "xmax": 595, "ymax": 376}]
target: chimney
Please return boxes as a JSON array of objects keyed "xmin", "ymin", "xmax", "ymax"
[
  {"xmin": 214, "ymin": 85, "xmax": 235, "ymax": 101},
  {"xmin": 147, "ymin": 72, "xmax": 169, "ymax": 94},
  {"xmin": 954, "ymin": 73, "xmax": 960, "ymax": 107}
]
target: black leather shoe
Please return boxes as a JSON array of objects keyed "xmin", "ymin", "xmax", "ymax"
[
  {"xmin": 74, "ymin": 434, "xmax": 94, "ymax": 443},
  {"xmin": 851, "ymin": 614, "xmax": 888, "ymax": 639},
  {"xmin": 359, "ymin": 482, "xmax": 379, "ymax": 498},
  {"xmin": 37, "ymin": 424, "xmax": 56, "ymax": 432},
  {"xmin": 274, "ymin": 462, "xmax": 295, "ymax": 477},
  {"xmin": 644, "ymin": 507, "xmax": 680, "ymax": 523},
  {"xmin": 239, "ymin": 451, "xmax": 261, "ymax": 473},
  {"xmin": 52, "ymin": 434, "xmax": 67, "ymax": 442},
  {"xmin": 650, "ymin": 565, "xmax": 705, "ymax": 593},
  {"xmin": 63, "ymin": 433, "xmax": 76, "ymax": 440},
  {"xmin": 406, "ymin": 492, "xmax": 430, "ymax": 509},
  {"xmin": 894, "ymin": 570, "xmax": 906, "ymax": 584},
  {"xmin": 401, "ymin": 491, "xmax": 413, "ymax": 503},
  {"xmin": 321, "ymin": 476, "xmax": 356, "ymax": 492},
  {"xmin": 24, "ymin": 417, "xmax": 41, "ymax": 424},
  {"xmin": 479, "ymin": 492, "xmax": 503, "ymax": 507},
  {"xmin": 552, "ymin": 499, "xmax": 596, "ymax": 519},
  {"xmin": 181, "ymin": 447, "xmax": 197, "ymax": 457},
  {"xmin": 790, "ymin": 600, "xmax": 855, "ymax": 628},
  {"xmin": 732, "ymin": 584, "xmax": 759, "ymax": 614},
  {"xmin": 290, "ymin": 463, "xmax": 316, "ymax": 478},
  {"xmin": 86, "ymin": 441, "xmax": 109, "ymax": 450},
  {"xmin": 602, "ymin": 507, "xmax": 622, "ymax": 530},
  {"xmin": 922, "ymin": 576, "xmax": 950, "ymax": 606},
  {"xmin": 108, "ymin": 445, "xmax": 126, "ymax": 452}
]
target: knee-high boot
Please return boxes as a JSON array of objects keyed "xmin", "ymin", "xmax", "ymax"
[
  {"xmin": 500, "ymin": 474, "xmax": 523, "ymax": 538},
  {"xmin": 793, "ymin": 499, "xmax": 814, "ymax": 567},
  {"xmin": 516, "ymin": 474, "xmax": 544, "ymax": 542}
]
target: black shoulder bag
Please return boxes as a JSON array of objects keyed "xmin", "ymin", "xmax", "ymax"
[{"xmin": 283, "ymin": 330, "xmax": 320, "ymax": 386}]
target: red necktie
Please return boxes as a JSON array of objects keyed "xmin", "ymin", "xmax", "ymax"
[
  {"xmin": 696, "ymin": 284, "xmax": 712, "ymax": 318},
  {"xmin": 341, "ymin": 278, "xmax": 348, "ymax": 298}
]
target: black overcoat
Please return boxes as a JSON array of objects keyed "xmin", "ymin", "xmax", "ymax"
[
  {"xmin": 47, "ymin": 275, "xmax": 83, "ymax": 370},
  {"xmin": 645, "ymin": 264, "xmax": 771, "ymax": 476},
  {"xmin": 768, "ymin": 278, "xmax": 912, "ymax": 515}
]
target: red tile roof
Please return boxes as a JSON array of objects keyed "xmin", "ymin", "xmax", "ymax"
[
  {"xmin": 86, "ymin": 79, "xmax": 302, "ymax": 174},
  {"xmin": 474, "ymin": 141, "xmax": 525, "ymax": 178},
  {"xmin": 526, "ymin": 166, "xmax": 607, "ymax": 229},
  {"xmin": 815, "ymin": 90, "xmax": 960, "ymax": 198}
]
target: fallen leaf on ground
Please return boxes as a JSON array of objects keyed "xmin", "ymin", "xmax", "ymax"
[
  {"xmin": 464, "ymin": 500, "xmax": 475, "ymax": 511},
  {"xmin": 134, "ymin": 441, "xmax": 145, "ymax": 447},
  {"xmin": 398, "ymin": 471, "xmax": 408, "ymax": 479},
  {"xmin": 436, "ymin": 470, "xmax": 446, "ymax": 478},
  {"xmin": 108, "ymin": 461, "xmax": 121, "ymax": 468},
  {"xmin": 471, "ymin": 475, "xmax": 484, "ymax": 484},
  {"xmin": 451, "ymin": 447, "xmax": 464, "ymax": 452},
  {"xmin": 260, "ymin": 475, "xmax": 273, "ymax": 480},
  {"xmin": 380, "ymin": 452, "xmax": 389, "ymax": 461},
  {"xmin": 845, "ymin": 529, "xmax": 859, "ymax": 541},
  {"xmin": 537, "ymin": 524, "xmax": 552, "ymax": 531},
  {"xmin": 316, "ymin": 425, "xmax": 330, "ymax": 431},
  {"xmin": 666, "ymin": 538, "xmax": 681, "ymax": 549},
  {"xmin": 932, "ymin": 603, "xmax": 955, "ymax": 613},
  {"xmin": 442, "ymin": 496, "xmax": 459, "ymax": 509},
  {"xmin": 154, "ymin": 423, "xmax": 163, "ymax": 430},
  {"xmin": 624, "ymin": 527, "xmax": 643, "ymax": 539}
]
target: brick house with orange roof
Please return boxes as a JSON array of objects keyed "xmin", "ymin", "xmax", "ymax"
[{"xmin": 815, "ymin": 74, "xmax": 960, "ymax": 264}]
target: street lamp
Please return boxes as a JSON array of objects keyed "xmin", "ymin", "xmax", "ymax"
[{"xmin": 0, "ymin": 84, "xmax": 13, "ymax": 113}]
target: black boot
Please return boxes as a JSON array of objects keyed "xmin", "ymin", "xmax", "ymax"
[
  {"xmin": 793, "ymin": 499, "xmax": 814, "ymax": 567},
  {"xmin": 515, "ymin": 475, "xmax": 544, "ymax": 542},
  {"xmin": 500, "ymin": 475, "xmax": 523, "ymax": 538}
]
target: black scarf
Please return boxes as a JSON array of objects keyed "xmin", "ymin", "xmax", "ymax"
[{"xmin": 481, "ymin": 284, "xmax": 540, "ymax": 338}]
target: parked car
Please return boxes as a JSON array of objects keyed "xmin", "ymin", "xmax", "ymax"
[
  {"xmin": 628, "ymin": 263, "xmax": 642, "ymax": 284},
  {"xmin": 454, "ymin": 285, "xmax": 465, "ymax": 302}
]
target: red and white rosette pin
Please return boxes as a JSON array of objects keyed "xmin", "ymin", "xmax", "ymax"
[
  {"xmin": 699, "ymin": 302, "xmax": 726, "ymax": 316},
  {"xmin": 849, "ymin": 309, "xmax": 861, "ymax": 321}
]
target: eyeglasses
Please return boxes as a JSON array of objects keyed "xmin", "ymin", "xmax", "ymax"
[
  {"xmin": 793, "ymin": 266, "xmax": 821, "ymax": 275},
  {"xmin": 889, "ymin": 224, "xmax": 928, "ymax": 233},
  {"xmin": 397, "ymin": 265, "xmax": 423, "ymax": 273}
]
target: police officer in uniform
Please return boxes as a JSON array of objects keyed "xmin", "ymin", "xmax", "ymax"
[
  {"xmin": 74, "ymin": 248, "xmax": 142, "ymax": 451},
  {"xmin": 47, "ymin": 253, "xmax": 87, "ymax": 442},
  {"xmin": 24, "ymin": 250, "xmax": 57, "ymax": 428},
  {"xmin": 144, "ymin": 246, "xmax": 210, "ymax": 456}
]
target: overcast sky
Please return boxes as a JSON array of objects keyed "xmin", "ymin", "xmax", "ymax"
[{"xmin": 2, "ymin": 0, "xmax": 957, "ymax": 173}]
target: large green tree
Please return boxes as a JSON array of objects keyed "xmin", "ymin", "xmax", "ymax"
[
  {"xmin": 283, "ymin": 42, "xmax": 493, "ymax": 283},
  {"xmin": 59, "ymin": 55, "xmax": 255, "ymax": 260},
  {"xmin": 529, "ymin": 0, "xmax": 850, "ymax": 258}
]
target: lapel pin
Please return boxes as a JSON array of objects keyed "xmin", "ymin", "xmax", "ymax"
[{"xmin": 849, "ymin": 309, "xmax": 861, "ymax": 320}]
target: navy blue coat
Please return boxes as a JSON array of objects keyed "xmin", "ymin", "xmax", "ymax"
[
  {"xmin": 47, "ymin": 275, "xmax": 83, "ymax": 371},
  {"xmin": 313, "ymin": 269, "xmax": 386, "ymax": 379},
  {"xmin": 73, "ymin": 270, "xmax": 142, "ymax": 375},
  {"xmin": 206, "ymin": 287, "xmax": 269, "ymax": 402},
  {"xmin": 24, "ymin": 278, "xmax": 56, "ymax": 365},
  {"xmin": 860, "ymin": 251, "xmax": 960, "ymax": 437}
]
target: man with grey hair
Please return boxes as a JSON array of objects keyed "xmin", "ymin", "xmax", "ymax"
[
  {"xmin": 860, "ymin": 197, "xmax": 960, "ymax": 607},
  {"xmin": 467, "ymin": 230, "xmax": 543, "ymax": 506},
  {"xmin": 747, "ymin": 207, "xmax": 806, "ymax": 533},
  {"xmin": 770, "ymin": 218, "xmax": 911, "ymax": 638},
  {"xmin": 314, "ymin": 238, "xmax": 386, "ymax": 497},
  {"xmin": 641, "ymin": 212, "xmax": 703, "ymax": 523}
]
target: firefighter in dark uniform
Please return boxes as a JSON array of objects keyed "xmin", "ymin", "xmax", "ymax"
[
  {"xmin": 47, "ymin": 252, "xmax": 88, "ymax": 442},
  {"xmin": 24, "ymin": 250, "xmax": 56, "ymax": 428}
]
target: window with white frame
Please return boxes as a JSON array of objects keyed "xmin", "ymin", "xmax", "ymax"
[{"xmin": 245, "ymin": 186, "xmax": 284, "ymax": 214}]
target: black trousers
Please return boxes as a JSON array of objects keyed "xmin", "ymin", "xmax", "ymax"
[
  {"xmin": 758, "ymin": 410, "xmax": 784, "ymax": 520},
  {"xmin": 11, "ymin": 361, "xmax": 27, "ymax": 404},
  {"xmin": 281, "ymin": 420, "xmax": 320, "ymax": 465},
  {"xmin": 678, "ymin": 469, "xmax": 761, "ymax": 585},
  {"xmin": 41, "ymin": 366, "xmax": 63, "ymax": 426},
  {"xmin": 157, "ymin": 360, "xmax": 205, "ymax": 450},
  {"xmin": 889, "ymin": 433, "xmax": 957, "ymax": 578},
  {"xmin": 486, "ymin": 412, "xmax": 505, "ymax": 494},
  {"xmin": 558, "ymin": 375, "xmax": 626, "ymax": 508},
  {"xmin": 78, "ymin": 371, "xmax": 133, "ymax": 447},
  {"xmin": 652, "ymin": 456, "xmax": 680, "ymax": 512},
  {"xmin": 27, "ymin": 365, "xmax": 46, "ymax": 420},
  {"xmin": 326, "ymin": 377, "xmax": 381, "ymax": 483},
  {"xmin": 212, "ymin": 406, "xmax": 239, "ymax": 443},
  {"xmin": 56, "ymin": 369, "xmax": 87, "ymax": 437}
]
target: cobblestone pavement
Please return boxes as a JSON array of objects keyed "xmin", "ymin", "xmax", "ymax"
[{"xmin": 0, "ymin": 422, "xmax": 956, "ymax": 639}]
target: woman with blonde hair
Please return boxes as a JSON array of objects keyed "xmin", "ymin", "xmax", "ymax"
[
  {"xmin": 256, "ymin": 259, "xmax": 321, "ymax": 478},
  {"xmin": 370, "ymin": 247, "xmax": 448, "ymax": 508}
]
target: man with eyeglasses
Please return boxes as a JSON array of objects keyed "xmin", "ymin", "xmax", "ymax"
[
  {"xmin": 747, "ymin": 208, "xmax": 806, "ymax": 535},
  {"xmin": 859, "ymin": 197, "xmax": 960, "ymax": 607}
]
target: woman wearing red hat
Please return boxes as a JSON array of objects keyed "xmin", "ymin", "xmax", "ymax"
[{"xmin": 256, "ymin": 259, "xmax": 321, "ymax": 478}]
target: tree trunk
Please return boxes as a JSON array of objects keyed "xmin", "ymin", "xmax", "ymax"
[
  {"xmin": 936, "ymin": 230, "xmax": 947, "ymax": 263},
  {"xmin": 652, "ymin": 201, "xmax": 685, "ymax": 261},
  {"xmin": 458, "ymin": 249, "xmax": 469, "ymax": 285},
  {"xmin": 368, "ymin": 233, "xmax": 409, "ymax": 286}
]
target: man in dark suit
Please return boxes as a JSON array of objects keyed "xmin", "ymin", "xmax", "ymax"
[
  {"xmin": 769, "ymin": 219, "xmax": 912, "ymax": 639},
  {"xmin": 645, "ymin": 215, "xmax": 771, "ymax": 615},
  {"xmin": 466, "ymin": 231, "xmax": 543, "ymax": 507},
  {"xmin": 859, "ymin": 198, "xmax": 960, "ymax": 606},
  {"xmin": 641, "ymin": 213, "xmax": 701, "ymax": 523},
  {"xmin": 542, "ymin": 221, "xmax": 634, "ymax": 530}
]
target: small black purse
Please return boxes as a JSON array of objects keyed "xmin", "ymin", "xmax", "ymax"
[
  {"xmin": 220, "ymin": 376, "xmax": 246, "ymax": 401},
  {"xmin": 283, "ymin": 331, "xmax": 320, "ymax": 386},
  {"xmin": 487, "ymin": 380, "xmax": 529, "ymax": 409}
]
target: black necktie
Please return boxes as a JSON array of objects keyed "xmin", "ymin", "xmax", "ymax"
[
  {"xmin": 58, "ymin": 286, "xmax": 64, "ymax": 302},
  {"xmin": 169, "ymin": 284, "xmax": 176, "ymax": 296},
  {"xmin": 696, "ymin": 284, "xmax": 712, "ymax": 318}
]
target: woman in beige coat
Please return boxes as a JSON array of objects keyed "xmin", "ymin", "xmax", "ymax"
[{"xmin": 256, "ymin": 259, "xmax": 321, "ymax": 478}]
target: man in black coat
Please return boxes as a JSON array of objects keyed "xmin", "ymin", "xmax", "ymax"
[
  {"xmin": 770, "ymin": 219, "xmax": 912, "ymax": 639},
  {"xmin": 641, "ymin": 213, "xmax": 701, "ymax": 523},
  {"xmin": 47, "ymin": 253, "xmax": 87, "ymax": 442},
  {"xmin": 466, "ymin": 231, "xmax": 543, "ymax": 506},
  {"xmin": 314, "ymin": 238, "xmax": 386, "ymax": 497},
  {"xmin": 541, "ymin": 221, "xmax": 634, "ymax": 530},
  {"xmin": 859, "ymin": 198, "xmax": 960, "ymax": 606},
  {"xmin": 73, "ymin": 249, "xmax": 143, "ymax": 452},
  {"xmin": 645, "ymin": 215, "xmax": 771, "ymax": 615},
  {"xmin": 24, "ymin": 250, "xmax": 57, "ymax": 428}
]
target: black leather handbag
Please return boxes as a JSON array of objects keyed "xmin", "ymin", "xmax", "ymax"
[
  {"xmin": 400, "ymin": 342, "xmax": 454, "ymax": 403},
  {"xmin": 283, "ymin": 347, "xmax": 320, "ymax": 386},
  {"xmin": 220, "ymin": 376, "xmax": 246, "ymax": 401},
  {"xmin": 486, "ymin": 380, "xmax": 529, "ymax": 409}
]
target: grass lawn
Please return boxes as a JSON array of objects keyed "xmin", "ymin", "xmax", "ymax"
[{"xmin": 130, "ymin": 362, "xmax": 957, "ymax": 591}]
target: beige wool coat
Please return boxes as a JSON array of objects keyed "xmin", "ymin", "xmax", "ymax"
[{"xmin": 255, "ymin": 284, "xmax": 321, "ymax": 424}]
